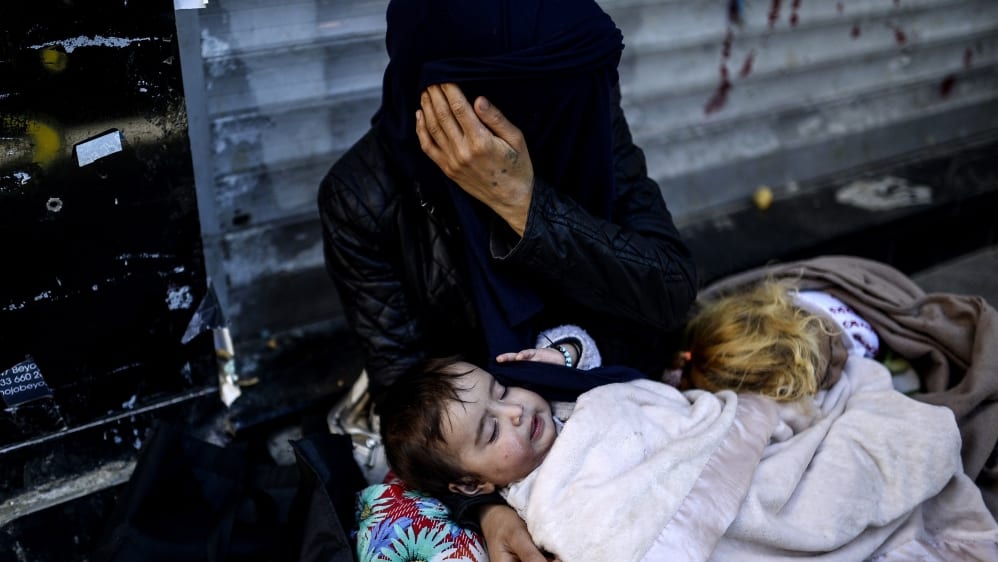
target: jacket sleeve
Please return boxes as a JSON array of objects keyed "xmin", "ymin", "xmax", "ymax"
[
  {"xmin": 317, "ymin": 145, "xmax": 424, "ymax": 394},
  {"xmin": 536, "ymin": 324, "xmax": 602, "ymax": 370},
  {"xmin": 495, "ymin": 83, "xmax": 698, "ymax": 333}
]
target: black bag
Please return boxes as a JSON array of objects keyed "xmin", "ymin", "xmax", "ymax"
[
  {"xmin": 94, "ymin": 421, "xmax": 364, "ymax": 562},
  {"xmin": 287, "ymin": 433, "xmax": 365, "ymax": 562}
]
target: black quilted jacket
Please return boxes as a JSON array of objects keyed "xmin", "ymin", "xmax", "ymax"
[{"xmin": 318, "ymin": 86, "xmax": 698, "ymax": 404}]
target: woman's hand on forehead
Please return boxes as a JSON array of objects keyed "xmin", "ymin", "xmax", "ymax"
[{"xmin": 415, "ymin": 83, "xmax": 535, "ymax": 235}]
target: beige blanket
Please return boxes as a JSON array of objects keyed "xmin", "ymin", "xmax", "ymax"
[
  {"xmin": 502, "ymin": 361, "xmax": 998, "ymax": 561},
  {"xmin": 700, "ymin": 255, "xmax": 998, "ymax": 517}
]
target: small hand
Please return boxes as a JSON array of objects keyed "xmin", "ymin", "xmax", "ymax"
[
  {"xmin": 496, "ymin": 347, "xmax": 565, "ymax": 366},
  {"xmin": 415, "ymin": 83, "xmax": 534, "ymax": 235},
  {"xmin": 479, "ymin": 504, "xmax": 549, "ymax": 562}
]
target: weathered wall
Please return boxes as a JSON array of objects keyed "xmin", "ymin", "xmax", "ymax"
[
  {"xmin": 175, "ymin": 0, "xmax": 998, "ymax": 348},
  {"xmin": 0, "ymin": 0, "xmax": 217, "ymax": 539}
]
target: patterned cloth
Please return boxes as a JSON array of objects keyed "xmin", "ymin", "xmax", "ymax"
[
  {"xmin": 354, "ymin": 474, "xmax": 487, "ymax": 562},
  {"xmin": 796, "ymin": 290, "xmax": 880, "ymax": 357}
]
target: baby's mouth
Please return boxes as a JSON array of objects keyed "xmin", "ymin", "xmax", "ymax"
[{"xmin": 530, "ymin": 414, "xmax": 542, "ymax": 441}]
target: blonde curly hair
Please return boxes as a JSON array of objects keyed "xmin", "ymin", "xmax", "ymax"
[{"xmin": 683, "ymin": 280, "xmax": 833, "ymax": 401}]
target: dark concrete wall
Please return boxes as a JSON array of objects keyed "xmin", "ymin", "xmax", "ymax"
[{"xmin": 0, "ymin": 1, "xmax": 217, "ymax": 554}]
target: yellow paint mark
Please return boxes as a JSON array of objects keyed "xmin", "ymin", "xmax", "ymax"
[
  {"xmin": 753, "ymin": 186, "xmax": 774, "ymax": 210},
  {"xmin": 26, "ymin": 120, "xmax": 62, "ymax": 167},
  {"xmin": 39, "ymin": 47, "xmax": 69, "ymax": 73}
]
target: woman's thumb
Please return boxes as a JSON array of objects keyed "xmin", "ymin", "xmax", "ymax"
[{"xmin": 475, "ymin": 96, "xmax": 523, "ymax": 147}]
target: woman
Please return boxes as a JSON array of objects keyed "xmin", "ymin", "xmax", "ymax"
[{"xmin": 318, "ymin": 0, "xmax": 698, "ymax": 559}]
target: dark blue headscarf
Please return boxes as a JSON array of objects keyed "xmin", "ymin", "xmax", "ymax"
[{"xmin": 375, "ymin": 0, "xmax": 639, "ymax": 398}]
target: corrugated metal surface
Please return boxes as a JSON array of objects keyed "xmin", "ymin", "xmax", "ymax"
[
  {"xmin": 175, "ymin": 0, "xmax": 998, "ymax": 344},
  {"xmin": 615, "ymin": 0, "xmax": 998, "ymax": 220}
]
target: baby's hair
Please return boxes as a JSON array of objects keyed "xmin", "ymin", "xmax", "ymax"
[
  {"xmin": 378, "ymin": 356, "xmax": 480, "ymax": 496},
  {"xmin": 683, "ymin": 280, "xmax": 830, "ymax": 401}
]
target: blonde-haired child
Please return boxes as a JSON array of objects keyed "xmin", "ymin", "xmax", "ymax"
[{"xmin": 680, "ymin": 279, "xmax": 867, "ymax": 401}]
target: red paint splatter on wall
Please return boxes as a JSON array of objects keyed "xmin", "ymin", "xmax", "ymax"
[
  {"xmin": 939, "ymin": 75, "xmax": 956, "ymax": 98},
  {"xmin": 893, "ymin": 26, "xmax": 907, "ymax": 45},
  {"xmin": 964, "ymin": 47, "xmax": 974, "ymax": 67},
  {"xmin": 705, "ymin": 66, "xmax": 732, "ymax": 114},
  {"xmin": 740, "ymin": 49, "xmax": 756, "ymax": 78},
  {"xmin": 768, "ymin": 0, "xmax": 782, "ymax": 28},
  {"xmin": 705, "ymin": 29, "xmax": 735, "ymax": 115},
  {"xmin": 790, "ymin": 0, "xmax": 802, "ymax": 26},
  {"xmin": 851, "ymin": 23, "xmax": 861, "ymax": 38}
]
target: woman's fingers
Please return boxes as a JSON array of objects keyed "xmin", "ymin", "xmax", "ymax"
[
  {"xmin": 418, "ymin": 84, "xmax": 474, "ymax": 176},
  {"xmin": 414, "ymin": 109, "xmax": 438, "ymax": 160},
  {"xmin": 424, "ymin": 84, "xmax": 466, "ymax": 146},
  {"xmin": 438, "ymin": 83, "xmax": 477, "ymax": 130},
  {"xmin": 415, "ymin": 91, "xmax": 447, "ymax": 164}
]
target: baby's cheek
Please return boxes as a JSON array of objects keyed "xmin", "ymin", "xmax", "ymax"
[
  {"xmin": 500, "ymin": 439, "xmax": 528, "ymax": 459},
  {"xmin": 502, "ymin": 440, "xmax": 540, "ymax": 473}
]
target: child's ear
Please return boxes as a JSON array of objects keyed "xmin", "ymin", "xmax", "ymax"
[{"xmin": 448, "ymin": 478, "xmax": 496, "ymax": 496}]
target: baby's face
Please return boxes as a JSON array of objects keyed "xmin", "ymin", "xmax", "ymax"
[{"xmin": 440, "ymin": 362, "xmax": 557, "ymax": 489}]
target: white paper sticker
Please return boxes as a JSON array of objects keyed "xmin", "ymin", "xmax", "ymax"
[
  {"xmin": 76, "ymin": 130, "xmax": 124, "ymax": 167},
  {"xmin": 174, "ymin": 0, "xmax": 208, "ymax": 9}
]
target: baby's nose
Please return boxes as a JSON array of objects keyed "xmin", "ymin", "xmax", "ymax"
[{"xmin": 499, "ymin": 402, "xmax": 524, "ymax": 425}]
